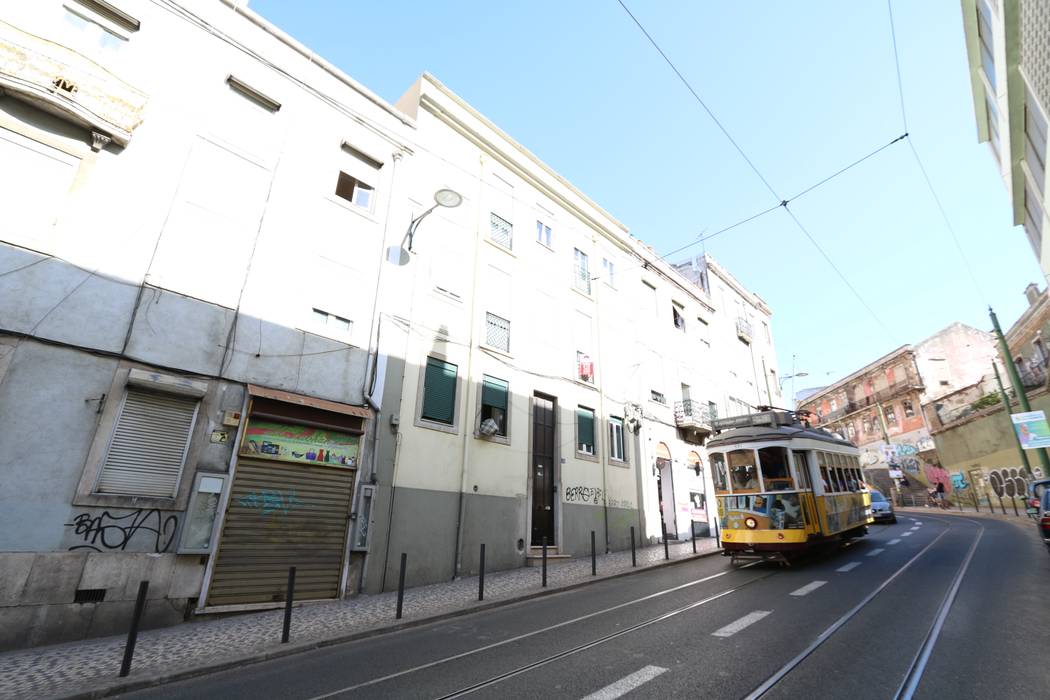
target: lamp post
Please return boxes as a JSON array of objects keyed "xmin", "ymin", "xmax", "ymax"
[
  {"xmin": 779, "ymin": 371, "xmax": 808, "ymax": 408},
  {"xmin": 402, "ymin": 188, "xmax": 463, "ymax": 253}
]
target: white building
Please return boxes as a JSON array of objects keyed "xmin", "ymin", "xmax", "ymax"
[
  {"xmin": 360, "ymin": 74, "xmax": 780, "ymax": 591},
  {"xmin": 961, "ymin": 0, "xmax": 1050, "ymax": 277},
  {"xmin": 0, "ymin": 0, "xmax": 415, "ymax": 647}
]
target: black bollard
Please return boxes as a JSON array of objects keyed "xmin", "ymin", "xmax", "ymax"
[
  {"xmin": 1011, "ymin": 496, "xmax": 1020, "ymax": 517},
  {"xmin": 662, "ymin": 524, "xmax": 669, "ymax": 560},
  {"xmin": 630, "ymin": 526, "xmax": 636, "ymax": 567},
  {"xmin": 478, "ymin": 543, "xmax": 486, "ymax": 602},
  {"xmin": 998, "ymin": 495, "xmax": 1007, "ymax": 515},
  {"xmin": 542, "ymin": 536, "xmax": 548, "ymax": 587},
  {"xmin": 973, "ymin": 491, "xmax": 980, "ymax": 512},
  {"xmin": 119, "ymin": 580, "xmax": 149, "ymax": 677},
  {"xmin": 281, "ymin": 566, "xmax": 296, "ymax": 643},
  {"xmin": 590, "ymin": 530, "xmax": 596, "ymax": 576},
  {"xmin": 691, "ymin": 522, "xmax": 697, "ymax": 554},
  {"xmin": 396, "ymin": 552, "xmax": 407, "ymax": 619}
]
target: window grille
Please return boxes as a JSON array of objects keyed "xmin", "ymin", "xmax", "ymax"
[
  {"xmin": 490, "ymin": 212, "xmax": 513, "ymax": 249},
  {"xmin": 485, "ymin": 312, "xmax": 510, "ymax": 353}
]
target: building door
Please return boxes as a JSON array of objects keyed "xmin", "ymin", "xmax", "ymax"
[
  {"xmin": 531, "ymin": 394, "xmax": 556, "ymax": 546},
  {"xmin": 655, "ymin": 442, "xmax": 677, "ymax": 539}
]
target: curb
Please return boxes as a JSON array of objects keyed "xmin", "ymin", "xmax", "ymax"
[{"xmin": 58, "ymin": 547, "xmax": 723, "ymax": 699}]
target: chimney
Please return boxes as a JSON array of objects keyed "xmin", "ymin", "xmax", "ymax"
[{"xmin": 1025, "ymin": 283, "xmax": 1040, "ymax": 306}]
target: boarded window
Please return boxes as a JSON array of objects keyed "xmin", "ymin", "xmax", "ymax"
[
  {"xmin": 421, "ymin": 357, "xmax": 457, "ymax": 424},
  {"xmin": 95, "ymin": 389, "xmax": 199, "ymax": 497}
]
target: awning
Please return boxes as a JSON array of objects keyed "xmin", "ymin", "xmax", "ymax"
[{"xmin": 248, "ymin": 384, "xmax": 374, "ymax": 420}]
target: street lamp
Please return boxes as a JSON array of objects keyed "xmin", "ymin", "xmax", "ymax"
[
  {"xmin": 778, "ymin": 371, "xmax": 808, "ymax": 390},
  {"xmin": 404, "ymin": 188, "xmax": 463, "ymax": 252}
]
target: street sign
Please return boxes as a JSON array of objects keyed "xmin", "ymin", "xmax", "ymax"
[{"xmin": 1011, "ymin": 410, "xmax": 1050, "ymax": 450}]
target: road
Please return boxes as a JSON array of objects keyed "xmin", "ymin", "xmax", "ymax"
[{"xmin": 120, "ymin": 513, "xmax": 1049, "ymax": 700}]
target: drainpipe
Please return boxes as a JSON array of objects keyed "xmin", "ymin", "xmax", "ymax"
[{"xmin": 592, "ymin": 236, "xmax": 611, "ymax": 553}]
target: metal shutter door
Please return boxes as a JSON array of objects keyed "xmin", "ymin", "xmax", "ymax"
[
  {"xmin": 207, "ymin": 459, "xmax": 353, "ymax": 606},
  {"xmin": 95, "ymin": 389, "xmax": 198, "ymax": 497}
]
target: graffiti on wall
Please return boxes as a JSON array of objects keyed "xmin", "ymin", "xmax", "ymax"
[
  {"xmin": 65, "ymin": 509, "xmax": 178, "ymax": 553},
  {"xmin": 924, "ymin": 465, "xmax": 952, "ymax": 492},
  {"xmin": 950, "ymin": 471, "xmax": 969, "ymax": 490},
  {"xmin": 563, "ymin": 486, "xmax": 603, "ymax": 504},
  {"xmin": 989, "ymin": 468, "xmax": 1029, "ymax": 498},
  {"xmin": 238, "ymin": 489, "xmax": 300, "ymax": 516}
]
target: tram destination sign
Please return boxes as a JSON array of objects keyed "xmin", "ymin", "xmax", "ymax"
[{"xmin": 711, "ymin": 411, "xmax": 795, "ymax": 431}]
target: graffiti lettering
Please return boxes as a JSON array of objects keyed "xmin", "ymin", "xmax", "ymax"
[
  {"xmin": 950, "ymin": 471, "xmax": 969, "ymax": 490},
  {"xmin": 563, "ymin": 486, "xmax": 603, "ymax": 504},
  {"xmin": 65, "ymin": 509, "xmax": 178, "ymax": 553},
  {"xmin": 989, "ymin": 467, "xmax": 1028, "ymax": 498},
  {"xmin": 238, "ymin": 489, "xmax": 299, "ymax": 516}
]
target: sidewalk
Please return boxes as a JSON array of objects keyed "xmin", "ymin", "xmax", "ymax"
[{"xmin": 0, "ymin": 538, "xmax": 720, "ymax": 700}]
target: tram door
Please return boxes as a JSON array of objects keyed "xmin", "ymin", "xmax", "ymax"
[
  {"xmin": 793, "ymin": 450, "xmax": 814, "ymax": 528},
  {"xmin": 531, "ymin": 394, "xmax": 557, "ymax": 546}
]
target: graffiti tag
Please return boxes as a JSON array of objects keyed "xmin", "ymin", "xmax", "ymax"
[
  {"xmin": 989, "ymin": 467, "xmax": 1028, "ymax": 498},
  {"xmin": 950, "ymin": 472, "xmax": 969, "ymax": 490},
  {"xmin": 238, "ymin": 489, "xmax": 300, "ymax": 516},
  {"xmin": 564, "ymin": 486, "xmax": 603, "ymax": 504},
  {"xmin": 65, "ymin": 509, "xmax": 178, "ymax": 553}
]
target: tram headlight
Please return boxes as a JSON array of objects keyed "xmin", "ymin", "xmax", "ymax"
[{"xmin": 744, "ymin": 517, "xmax": 757, "ymax": 529}]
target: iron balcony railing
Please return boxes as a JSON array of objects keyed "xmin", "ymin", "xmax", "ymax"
[{"xmin": 674, "ymin": 400, "xmax": 713, "ymax": 430}]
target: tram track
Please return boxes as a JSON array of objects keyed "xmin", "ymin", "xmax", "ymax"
[{"xmin": 744, "ymin": 515, "xmax": 984, "ymax": 700}]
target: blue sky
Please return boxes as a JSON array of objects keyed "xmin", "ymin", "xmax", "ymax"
[{"xmin": 252, "ymin": 0, "xmax": 1041, "ymax": 392}]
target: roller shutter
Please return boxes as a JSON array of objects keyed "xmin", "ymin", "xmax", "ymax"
[{"xmin": 208, "ymin": 458, "xmax": 353, "ymax": 606}]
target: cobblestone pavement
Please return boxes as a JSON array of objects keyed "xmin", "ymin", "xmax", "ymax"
[{"xmin": 0, "ymin": 538, "xmax": 719, "ymax": 700}]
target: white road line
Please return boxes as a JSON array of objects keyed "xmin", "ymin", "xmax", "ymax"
[
  {"xmin": 902, "ymin": 532, "xmax": 913, "ymax": 537},
  {"xmin": 866, "ymin": 548, "xmax": 885, "ymax": 557},
  {"xmin": 790, "ymin": 580, "xmax": 828, "ymax": 597},
  {"xmin": 712, "ymin": 610, "xmax": 772, "ymax": 637},
  {"xmin": 836, "ymin": 562, "xmax": 862, "ymax": 572},
  {"xmin": 910, "ymin": 526, "xmax": 920, "ymax": 531},
  {"xmin": 888, "ymin": 538, "xmax": 902, "ymax": 545},
  {"xmin": 580, "ymin": 665, "xmax": 668, "ymax": 700}
]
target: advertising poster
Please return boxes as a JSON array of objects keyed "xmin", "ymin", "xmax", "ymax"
[
  {"xmin": 689, "ymin": 491, "xmax": 707, "ymax": 521},
  {"xmin": 1011, "ymin": 411, "xmax": 1050, "ymax": 450},
  {"xmin": 243, "ymin": 420, "xmax": 359, "ymax": 467}
]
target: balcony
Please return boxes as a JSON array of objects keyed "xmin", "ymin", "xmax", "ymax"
[
  {"xmin": 0, "ymin": 19, "xmax": 147, "ymax": 146},
  {"xmin": 674, "ymin": 400, "xmax": 713, "ymax": 443},
  {"xmin": 735, "ymin": 318, "xmax": 753, "ymax": 344}
]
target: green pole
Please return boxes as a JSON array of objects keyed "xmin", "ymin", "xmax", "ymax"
[
  {"xmin": 989, "ymin": 306, "xmax": 1050, "ymax": 477},
  {"xmin": 992, "ymin": 361, "xmax": 1033, "ymax": 478}
]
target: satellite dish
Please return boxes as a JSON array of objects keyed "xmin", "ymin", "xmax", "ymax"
[{"xmin": 479, "ymin": 418, "xmax": 499, "ymax": 437}]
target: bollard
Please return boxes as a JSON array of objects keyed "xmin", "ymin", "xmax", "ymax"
[
  {"xmin": 630, "ymin": 526, "xmax": 636, "ymax": 567},
  {"xmin": 281, "ymin": 566, "xmax": 296, "ymax": 643},
  {"xmin": 662, "ymin": 525, "xmax": 669, "ymax": 560},
  {"xmin": 998, "ymin": 495, "xmax": 1007, "ymax": 515},
  {"xmin": 119, "ymin": 580, "xmax": 149, "ymax": 677},
  {"xmin": 956, "ymin": 497, "xmax": 963, "ymax": 512},
  {"xmin": 1011, "ymin": 496, "xmax": 1020, "ymax": 517},
  {"xmin": 541, "ymin": 536, "xmax": 548, "ymax": 587},
  {"xmin": 691, "ymin": 522, "xmax": 697, "ymax": 554},
  {"xmin": 396, "ymin": 552, "xmax": 407, "ymax": 619},
  {"xmin": 478, "ymin": 543, "xmax": 486, "ymax": 602},
  {"xmin": 973, "ymin": 491, "xmax": 980, "ymax": 513},
  {"xmin": 590, "ymin": 530, "xmax": 596, "ymax": 576}
]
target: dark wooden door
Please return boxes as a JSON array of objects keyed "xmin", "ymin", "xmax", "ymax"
[{"xmin": 531, "ymin": 394, "xmax": 556, "ymax": 546}]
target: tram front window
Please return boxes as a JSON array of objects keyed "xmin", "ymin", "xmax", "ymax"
[
  {"xmin": 712, "ymin": 453, "xmax": 729, "ymax": 492},
  {"xmin": 728, "ymin": 449, "xmax": 759, "ymax": 492},
  {"xmin": 758, "ymin": 447, "xmax": 793, "ymax": 491}
]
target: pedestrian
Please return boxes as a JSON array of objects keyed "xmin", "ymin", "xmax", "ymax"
[{"xmin": 935, "ymin": 480, "xmax": 947, "ymax": 509}]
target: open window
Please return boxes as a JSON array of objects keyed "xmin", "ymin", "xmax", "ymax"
[
  {"xmin": 728, "ymin": 449, "xmax": 759, "ymax": 493},
  {"xmin": 758, "ymin": 447, "xmax": 793, "ymax": 491},
  {"xmin": 711, "ymin": 452, "xmax": 729, "ymax": 492}
]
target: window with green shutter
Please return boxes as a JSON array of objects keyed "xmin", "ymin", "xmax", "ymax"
[
  {"xmin": 479, "ymin": 375, "xmax": 509, "ymax": 438},
  {"xmin": 421, "ymin": 357, "xmax": 457, "ymax": 424},
  {"xmin": 577, "ymin": 406, "xmax": 595, "ymax": 455}
]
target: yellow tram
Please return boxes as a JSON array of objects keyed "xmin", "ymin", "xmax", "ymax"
[{"xmin": 707, "ymin": 409, "xmax": 872, "ymax": 563}]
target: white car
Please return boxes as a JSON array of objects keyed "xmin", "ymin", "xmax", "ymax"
[{"xmin": 869, "ymin": 489, "xmax": 896, "ymax": 524}]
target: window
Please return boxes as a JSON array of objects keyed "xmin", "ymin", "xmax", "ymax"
[
  {"xmin": 986, "ymin": 93, "xmax": 1001, "ymax": 160},
  {"xmin": 72, "ymin": 0, "xmax": 140, "ymax": 32},
  {"xmin": 63, "ymin": 4, "xmax": 130, "ymax": 58},
  {"xmin": 650, "ymin": 390, "xmax": 666, "ymax": 405},
  {"xmin": 536, "ymin": 220, "xmax": 552, "ymax": 247},
  {"xmin": 576, "ymin": 406, "xmax": 596, "ymax": 456},
  {"xmin": 728, "ymin": 449, "xmax": 759, "ymax": 492},
  {"xmin": 902, "ymin": 400, "xmax": 915, "ymax": 418},
  {"xmin": 421, "ymin": 357, "xmax": 457, "ymax": 425},
  {"xmin": 227, "ymin": 76, "xmax": 282, "ymax": 113},
  {"xmin": 602, "ymin": 257, "xmax": 616, "ymax": 287},
  {"xmin": 977, "ymin": 0, "xmax": 996, "ymax": 91},
  {"xmin": 711, "ymin": 453, "xmax": 729, "ymax": 491},
  {"xmin": 335, "ymin": 172, "xmax": 374, "ymax": 211},
  {"xmin": 485, "ymin": 312, "xmax": 510, "ymax": 353},
  {"xmin": 708, "ymin": 401, "xmax": 719, "ymax": 420},
  {"xmin": 886, "ymin": 405, "xmax": 899, "ymax": 425},
  {"xmin": 758, "ymin": 447, "xmax": 792, "ymax": 491},
  {"xmin": 574, "ymin": 248, "xmax": 591, "ymax": 294},
  {"xmin": 672, "ymin": 303, "xmax": 686, "ymax": 331},
  {"xmin": 479, "ymin": 375, "xmax": 509, "ymax": 439},
  {"xmin": 846, "ymin": 422, "xmax": 856, "ymax": 440},
  {"xmin": 95, "ymin": 388, "xmax": 199, "ymax": 498},
  {"xmin": 333, "ymin": 144, "xmax": 381, "ymax": 213},
  {"xmin": 311, "ymin": 308, "xmax": 352, "ymax": 339},
  {"xmin": 862, "ymin": 415, "xmax": 873, "ymax": 434},
  {"xmin": 490, "ymin": 212, "xmax": 513, "ymax": 249},
  {"xmin": 1026, "ymin": 88, "xmax": 1048, "ymax": 192},
  {"xmin": 609, "ymin": 416, "xmax": 626, "ymax": 462},
  {"xmin": 1025, "ymin": 179, "xmax": 1045, "ymax": 256},
  {"xmin": 577, "ymin": 351, "xmax": 594, "ymax": 383}
]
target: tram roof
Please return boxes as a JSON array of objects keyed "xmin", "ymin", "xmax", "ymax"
[{"xmin": 705, "ymin": 423, "xmax": 855, "ymax": 450}]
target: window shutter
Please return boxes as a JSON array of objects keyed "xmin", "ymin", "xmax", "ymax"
[
  {"xmin": 96, "ymin": 389, "xmax": 199, "ymax": 497},
  {"xmin": 577, "ymin": 408, "xmax": 594, "ymax": 448},
  {"xmin": 422, "ymin": 358, "xmax": 457, "ymax": 424},
  {"xmin": 481, "ymin": 376, "xmax": 508, "ymax": 411}
]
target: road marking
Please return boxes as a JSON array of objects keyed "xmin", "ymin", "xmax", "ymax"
[
  {"xmin": 712, "ymin": 610, "xmax": 772, "ymax": 637},
  {"xmin": 902, "ymin": 532, "xmax": 913, "ymax": 537},
  {"xmin": 836, "ymin": 562, "xmax": 862, "ymax": 572},
  {"xmin": 790, "ymin": 580, "xmax": 828, "ymax": 597},
  {"xmin": 888, "ymin": 538, "xmax": 901, "ymax": 545},
  {"xmin": 866, "ymin": 548, "xmax": 885, "ymax": 557},
  {"xmin": 581, "ymin": 665, "xmax": 668, "ymax": 700},
  {"xmin": 910, "ymin": 526, "xmax": 920, "ymax": 530}
]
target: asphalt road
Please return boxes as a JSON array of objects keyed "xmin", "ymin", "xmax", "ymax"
[{"xmin": 119, "ymin": 513, "xmax": 1049, "ymax": 700}]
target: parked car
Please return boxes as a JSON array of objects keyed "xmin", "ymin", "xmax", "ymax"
[
  {"xmin": 1027, "ymin": 478, "xmax": 1050, "ymax": 511},
  {"xmin": 869, "ymin": 489, "xmax": 896, "ymax": 523},
  {"xmin": 1033, "ymin": 489, "xmax": 1050, "ymax": 552}
]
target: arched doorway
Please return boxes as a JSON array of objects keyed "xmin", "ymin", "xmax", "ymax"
[{"xmin": 655, "ymin": 442, "xmax": 676, "ymax": 539}]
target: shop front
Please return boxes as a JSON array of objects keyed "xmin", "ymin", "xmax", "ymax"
[{"xmin": 204, "ymin": 385, "xmax": 370, "ymax": 608}]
